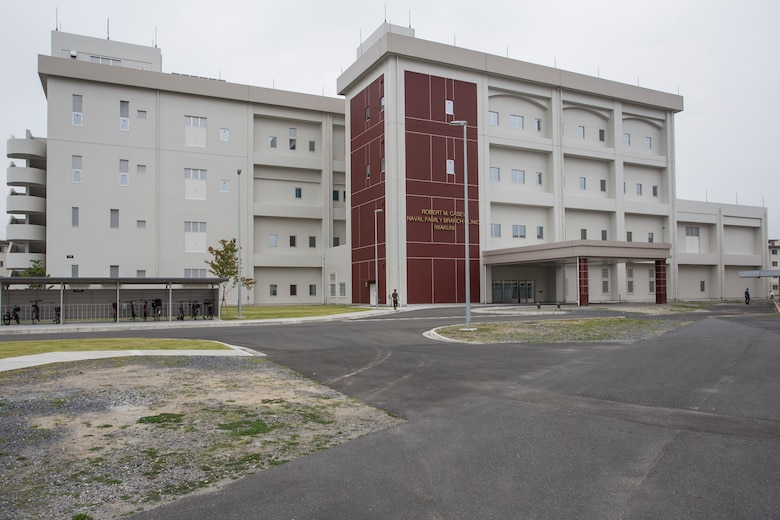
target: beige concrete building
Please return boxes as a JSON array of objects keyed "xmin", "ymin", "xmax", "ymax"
[{"xmin": 4, "ymin": 25, "xmax": 771, "ymax": 305}]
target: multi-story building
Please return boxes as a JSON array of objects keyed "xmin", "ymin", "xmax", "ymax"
[{"xmin": 4, "ymin": 24, "xmax": 772, "ymax": 306}]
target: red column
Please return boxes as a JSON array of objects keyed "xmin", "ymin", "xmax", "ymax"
[
  {"xmin": 578, "ymin": 257, "xmax": 589, "ymax": 306},
  {"xmin": 655, "ymin": 260, "xmax": 667, "ymax": 304}
]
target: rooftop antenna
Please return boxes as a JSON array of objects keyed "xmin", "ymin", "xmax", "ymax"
[
  {"xmin": 107, "ymin": 17, "xmax": 110, "ymax": 40},
  {"xmin": 154, "ymin": 25, "xmax": 158, "ymax": 48},
  {"xmin": 453, "ymin": 34, "xmax": 456, "ymax": 46},
  {"xmin": 384, "ymin": 4, "xmax": 387, "ymax": 22},
  {"xmin": 409, "ymin": 9, "xmax": 411, "ymax": 28},
  {"xmin": 55, "ymin": 8, "xmax": 58, "ymax": 31}
]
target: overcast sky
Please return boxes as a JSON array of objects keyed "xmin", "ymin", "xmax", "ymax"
[{"xmin": 1, "ymin": 0, "xmax": 778, "ymax": 236}]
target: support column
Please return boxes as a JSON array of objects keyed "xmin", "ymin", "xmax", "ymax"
[
  {"xmin": 578, "ymin": 257, "xmax": 589, "ymax": 306},
  {"xmin": 655, "ymin": 260, "xmax": 667, "ymax": 304}
]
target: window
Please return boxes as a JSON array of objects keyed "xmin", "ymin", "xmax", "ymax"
[
  {"xmin": 309, "ymin": 284, "xmax": 317, "ymax": 296},
  {"xmin": 339, "ymin": 282, "xmax": 346, "ymax": 296},
  {"xmin": 491, "ymin": 223, "xmax": 501, "ymax": 237},
  {"xmin": 536, "ymin": 226, "xmax": 544, "ymax": 239},
  {"xmin": 772, "ymin": 249, "xmax": 777, "ymax": 255},
  {"xmin": 220, "ymin": 180, "xmax": 229, "ymax": 193},
  {"xmin": 110, "ymin": 265, "xmax": 119, "ymax": 278},
  {"xmin": 445, "ymin": 99, "xmax": 454, "ymax": 115},
  {"xmin": 137, "ymin": 110, "xmax": 147, "ymax": 119},
  {"xmin": 581, "ymin": 229, "xmax": 587, "ymax": 240},
  {"xmin": 72, "ymin": 207, "xmax": 79, "ymax": 227},
  {"xmin": 333, "ymin": 237, "xmax": 340, "ymax": 246},
  {"xmin": 289, "ymin": 235, "xmax": 297, "ymax": 247},
  {"xmin": 602, "ymin": 280, "xmax": 609, "ymax": 293},
  {"xmin": 119, "ymin": 101, "xmax": 130, "ymax": 131},
  {"xmin": 510, "ymin": 114, "xmax": 524, "ymax": 129},
  {"xmin": 72, "ymin": 94, "xmax": 83, "ymax": 126},
  {"xmin": 700, "ymin": 281, "xmax": 706, "ymax": 292},
  {"xmin": 290, "ymin": 284, "xmax": 297, "ymax": 296},
  {"xmin": 220, "ymin": 128, "xmax": 230, "ymax": 142},
  {"xmin": 512, "ymin": 225, "xmax": 526, "ymax": 238},
  {"xmin": 534, "ymin": 118, "xmax": 542, "ymax": 132},
  {"xmin": 627, "ymin": 268, "xmax": 634, "ymax": 278},
  {"xmin": 627, "ymin": 231, "xmax": 633, "ymax": 242},
  {"xmin": 653, "ymin": 185, "xmax": 659, "ymax": 197},
  {"xmin": 601, "ymin": 230, "xmax": 608, "ymax": 241},
  {"xmin": 333, "ymin": 190, "xmax": 340, "ymax": 201},
  {"xmin": 578, "ymin": 125, "xmax": 585, "ymax": 139},
  {"xmin": 488, "ymin": 111, "xmax": 499, "ymax": 125},
  {"xmin": 648, "ymin": 232, "xmax": 654, "ymax": 243},
  {"xmin": 71, "ymin": 265, "xmax": 79, "ymax": 278},
  {"xmin": 490, "ymin": 167, "xmax": 500, "ymax": 182},
  {"xmin": 380, "ymin": 96, "xmax": 385, "ymax": 111},
  {"xmin": 599, "ymin": 129, "xmax": 606, "ymax": 142},
  {"xmin": 184, "ymin": 168, "xmax": 207, "ymax": 200},
  {"xmin": 685, "ymin": 226, "xmax": 700, "ymax": 237},
  {"xmin": 270, "ymin": 284, "xmax": 278, "ymax": 296},
  {"xmin": 365, "ymin": 164, "xmax": 371, "ymax": 179},
  {"xmin": 309, "ymin": 140, "xmax": 316, "ymax": 152},
  {"xmin": 536, "ymin": 172, "xmax": 543, "ymax": 185},
  {"xmin": 119, "ymin": 159, "xmax": 129, "ymax": 186},
  {"xmin": 602, "ymin": 268, "xmax": 610, "ymax": 278},
  {"xmin": 365, "ymin": 106, "xmax": 370, "ymax": 121},
  {"xmin": 184, "ymin": 269, "xmax": 207, "ymax": 278},
  {"xmin": 579, "ymin": 177, "xmax": 587, "ymax": 190},
  {"xmin": 269, "ymin": 234, "xmax": 278, "ymax": 247},
  {"xmin": 645, "ymin": 136, "xmax": 652, "ymax": 149},
  {"xmin": 380, "ymin": 156, "xmax": 386, "ymax": 172},
  {"xmin": 511, "ymin": 169, "xmax": 525, "ymax": 184},
  {"xmin": 624, "ymin": 133, "xmax": 631, "ymax": 146},
  {"xmin": 600, "ymin": 179, "xmax": 607, "ymax": 192},
  {"xmin": 446, "ymin": 159, "xmax": 455, "ymax": 175},
  {"xmin": 269, "ymin": 136, "xmax": 277, "ymax": 148},
  {"xmin": 72, "ymin": 155, "xmax": 83, "ymax": 183},
  {"xmin": 184, "ymin": 221, "xmax": 207, "ymax": 252},
  {"xmin": 295, "ymin": 187, "xmax": 302, "ymax": 199},
  {"xmin": 628, "ymin": 280, "xmax": 635, "ymax": 294},
  {"xmin": 137, "ymin": 270, "xmax": 146, "ymax": 278},
  {"xmin": 636, "ymin": 183, "xmax": 643, "ymax": 196},
  {"xmin": 309, "ymin": 236, "xmax": 316, "ymax": 248},
  {"xmin": 137, "ymin": 220, "xmax": 146, "ymax": 229},
  {"xmin": 289, "ymin": 127, "xmax": 297, "ymax": 150},
  {"xmin": 185, "ymin": 115, "xmax": 207, "ymax": 127},
  {"xmin": 137, "ymin": 164, "xmax": 147, "ymax": 174},
  {"xmin": 110, "ymin": 209, "xmax": 119, "ymax": 228}
]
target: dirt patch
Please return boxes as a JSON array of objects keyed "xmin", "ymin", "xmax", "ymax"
[{"xmin": 0, "ymin": 356, "xmax": 404, "ymax": 519}]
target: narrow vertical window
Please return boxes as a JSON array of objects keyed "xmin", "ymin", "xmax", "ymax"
[
  {"xmin": 510, "ymin": 115, "xmax": 524, "ymax": 129},
  {"xmin": 309, "ymin": 284, "xmax": 317, "ymax": 296},
  {"xmin": 119, "ymin": 159, "xmax": 129, "ymax": 186},
  {"xmin": 578, "ymin": 125, "xmax": 585, "ymax": 139},
  {"xmin": 600, "ymin": 179, "xmax": 607, "ymax": 192},
  {"xmin": 110, "ymin": 209, "xmax": 119, "ymax": 228},
  {"xmin": 534, "ymin": 118, "xmax": 542, "ymax": 132},
  {"xmin": 652, "ymin": 185, "xmax": 659, "ymax": 197},
  {"xmin": 648, "ymin": 232, "xmax": 654, "ymax": 243},
  {"xmin": 294, "ymin": 187, "xmax": 302, "ymax": 199},
  {"xmin": 536, "ymin": 226, "xmax": 544, "ymax": 239},
  {"xmin": 446, "ymin": 159, "xmax": 455, "ymax": 175},
  {"xmin": 365, "ymin": 107, "xmax": 370, "ymax": 121},
  {"xmin": 511, "ymin": 169, "xmax": 525, "ymax": 184},
  {"xmin": 599, "ymin": 129, "xmax": 606, "ymax": 142},
  {"xmin": 636, "ymin": 183, "xmax": 643, "ymax": 196},
  {"xmin": 289, "ymin": 128, "xmax": 297, "ymax": 150},
  {"xmin": 445, "ymin": 99, "xmax": 454, "ymax": 115},
  {"xmin": 579, "ymin": 177, "xmax": 587, "ymax": 190},
  {"xmin": 488, "ymin": 111, "xmax": 499, "ymax": 125},
  {"xmin": 119, "ymin": 100, "xmax": 129, "ymax": 131},
  {"xmin": 645, "ymin": 136, "xmax": 652, "ymax": 149},
  {"xmin": 580, "ymin": 229, "xmax": 587, "ymax": 240},
  {"xmin": 270, "ymin": 284, "xmax": 278, "ymax": 296},
  {"xmin": 627, "ymin": 231, "xmax": 633, "ymax": 242},
  {"xmin": 72, "ymin": 155, "xmax": 83, "ymax": 183},
  {"xmin": 624, "ymin": 133, "xmax": 631, "ymax": 146},
  {"xmin": 365, "ymin": 164, "xmax": 371, "ymax": 179},
  {"xmin": 289, "ymin": 235, "xmax": 297, "ymax": 247},
  {"xmin": 309, "ymin": 140, "xmax": 316, "ymax": 152},
  {"xmin": 269, "ymin": 136, "xmax": 277, "ymax": 148},
  {"xmin": 220, "ymin": 128, "xmax": 230, "ymax": 141},
  {"xmin": 490, "ymin": 167, "xmax": 500, "ymax": 182},
  {"xmin": 72, "ymin": 94, "xmax": 83, "ymax": 126},
  {"xmin": 491, "ymin": 223, "xmax": 501, "ymax": 237},
  {"xmin": 601, "ymin": 230, "xmax": 608, "ymax": 241},
  {"xmin": 290, "ymin": 285, "xmax": 297, "ymax": 296},
  {"xmin": 72, "ymin": 207, "xmax": 79, "ymax": 227},
  {"xmin": 309, "ymin": 236, "xmax": 316, "ymax": 248},
  {"xmin": 269, "ymin": 234, "xmax": 278, "ymax": 247},
  {"xmin": 536, "ymin": 172, "xmax": 543, "ymax": 185}
]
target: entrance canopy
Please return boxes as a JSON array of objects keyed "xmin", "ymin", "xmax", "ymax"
[{"xmin": 483, "ymin": 240, "xmax": 671, "ymax": 266}]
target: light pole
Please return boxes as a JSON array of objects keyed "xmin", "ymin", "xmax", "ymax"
[
  {"xmin": 236, "ymin": 169, "xmax": 243, "ymax": 318},
  {"xmin": 374, "ymin": 208, "xmax": 383, "ymax": 308},
  {"xmin": 450, "ymin": 120, "xmax": 472, "ymax": 330}
]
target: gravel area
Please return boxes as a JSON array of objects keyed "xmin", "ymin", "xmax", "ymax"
[{"xmin": 0, "ymin": 356, "xmax": 404, "ymax": 519}]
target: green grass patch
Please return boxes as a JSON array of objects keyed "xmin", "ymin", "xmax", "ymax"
[
  {"xmin": 0, "ymin": 338, "xmax": 230, "ymax": 360},
  {"xmin": 219, "ymin": 305, "xmax": 370, "ymax": 320},
  {"xmin": 137, "ymin": 413, "xmax": 185, "ymax": 426},
  {"xmin": 437, "ymin": 317, "xmax": 687, "ymax": 343},
  {"xmin": 217, "ymin": 417, "xmax": 278, "ymax": 437}
]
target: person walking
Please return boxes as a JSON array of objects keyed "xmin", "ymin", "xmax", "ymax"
[
  {"xmin": 745, "ymin": 288, "xmax": 750, "ymax": 305},
  {"xmin": 391, "ymin": 289, "xmax": 399, "ymax": 311}
]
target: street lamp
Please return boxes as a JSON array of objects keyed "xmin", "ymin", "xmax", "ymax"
[
  {"xmin": 374, "ymin": 208, "xmax": 383, "ymax": 308},
  {"xmin": 450, "ymin": 120, "xmax": 473, "ymax": 330},
  {"xmin": 236, "ymin": 169, "xmax": 243, "ymax": 318}
]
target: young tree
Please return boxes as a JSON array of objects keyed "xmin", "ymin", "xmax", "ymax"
[
  {"xmin": 205, "ymin": 238, "xmax": 255, "ymax": 306},
  {"xmin": 22, "ymin": 259, "xmax": 49, "ymax": 289}
]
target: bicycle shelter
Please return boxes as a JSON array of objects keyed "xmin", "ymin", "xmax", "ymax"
[{"xmin": 0, "ymin": 277, "xmax": 226, "ymax": 325}]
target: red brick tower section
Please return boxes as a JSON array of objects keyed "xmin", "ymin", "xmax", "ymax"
[
  {"xmin": 655, "ymin": 260, "xmax": 667, "ymax": 304},
  {"xmin": 578, "ymin": 257, "xmax": 589, "ymax": 306},
  {"xmin": 350, "ymin": 76, "xmax": 386, "ymax": 305},
  {"xmin": 404, "ymin": 71, "xmax": 479, "ymax": 304}
]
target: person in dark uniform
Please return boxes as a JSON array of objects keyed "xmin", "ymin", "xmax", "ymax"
[
  {"xmin": 391, "ymin": 289, "xmax": 399, "ymax": 311},
  {"xmin": 745, "ymin": 288, "xmax": 750, "ymax": 305}
]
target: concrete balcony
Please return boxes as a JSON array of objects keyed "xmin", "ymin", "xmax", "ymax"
[
  {"xmin": 6, "ymin": 222, "xmax": 46, "ymax": 242},
  {"xmin": 7, "ymin": 165, "xmax": 46, "ymax": 188},
  {"xmin": 7, "ymin": 136, "xmax": 46, "ymax": 161},
  {"xmin": 5, "ymin": 252, "xmax": 46, "ymax": 272},
  {"xmin": 7, "ymin": 193, "xmax": 46, "ymax": 215}
]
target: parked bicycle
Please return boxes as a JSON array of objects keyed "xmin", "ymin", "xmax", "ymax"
[
  {"xmin": 151, "ymin": 299, "xmax": 163, "ymax": 321},
  {"xmin": 191, "ymin": 300, "xmax": 201, "ymax": 320},
  {"xmin": 2, "ymin": 305, "xmax": 20, "ymax": 326},
  {"xmin": 129, "ymin": 300, "xmax": 137, "ymax": 322},
  {"xmin": 143, "ymin": 301, "xmax": 149, "ymax": 322},
  {"xmin": 53, "ymin": 305, "xmax": 61, "ymax": 324},
  {"xmin": 112, "ymin": 302, "xmax": 118, "ymax": 322},
  {"xmin": 30, "ymin": 300, "xmax": 41, "ymax": 324},
  {"xmin": 177, "ymin": 302, "xmax": 185, "ymax": 321},
  {"xmin": 203, "ymin": 300, "xmax": 215, "ymax": 320}
]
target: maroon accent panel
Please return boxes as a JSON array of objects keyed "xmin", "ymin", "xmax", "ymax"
[
  {"xmin": 403, "ymin": 70, "xmax": 479, "ymax": 304},
  {"xmin": 407, "ymin": 258, "xmax": 433, "ymax": 303},
  {"xmin": 578, "ymin": 257, "xmax": 589, "ymax": 306},
  {"xmin": 350, "ymin": 76, "xmax": 386, "ymax": 305},
  {"xmin": 655, "ymin": 260, "xmax": 667, "ymax": 304}
]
